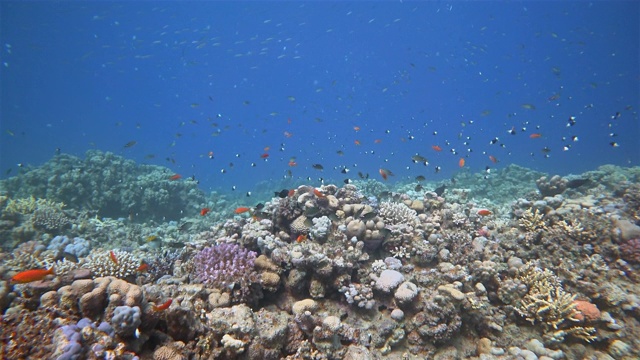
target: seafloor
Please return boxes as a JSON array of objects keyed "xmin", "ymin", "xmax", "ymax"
[{"xmin": 1, "ymin": 150, "xmax": 639, "ymax": 360}]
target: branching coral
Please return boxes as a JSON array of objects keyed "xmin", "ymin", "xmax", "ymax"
[
  {"xmin": 519, "ymin": 208, "xmax": 546, "ymax": 232},
  {"xmin": 379, "ymin": 201, "xmax": 417, "ymax": 225},
  {"xmin": 82, "ymin": 249, "xmax": 141, "ymax": 280},
  {"xmin": 515, "ymin": 263, "xmax": 596, "ymax": 344},
  {"xmin": 193, "ymin": 243, "xmax": 260, "ymax": 304}
]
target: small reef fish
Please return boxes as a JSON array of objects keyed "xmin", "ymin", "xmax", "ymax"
[
  {"xmin": 288, "ymin": 161, "xmax": 297, "ymax": 167},
  {"xmin": 489, "ymin": 155, "xmax": 498, "ymax": 164},
  {"xmin": 354, "ymin": 140, "xmax": 361, "ymax": 146},
  {"xmin": 123, "ymin": 141, "xmax": 137, "ymax": 148},
  {"xmin": 146, "ymin": 235, "xmax": 158, "ymax": 242},
  {"xmin": 260, "ymin": 153, "xmax": 269, "ymax": 159},
  {"xmin": 152, "ymin": 299, "xmax": 173, "ymax": 312},
  {"xmin": 109, "ymin": 250, "xmax": 118, "ymax": 265},
  {"xmin": 411, "ymin": 154, "xmax": 429, "ymax": 165},
  {"xmin": 312, "ymin": 164, "xmax": 324, "ymax": 170},
  {"xmin": 11, "ymin": 267, "xmax": 55, "ymax": 283},
  {"xmin": 529, "ymin": 133, "xmax": 542, "ymax": 139},
  {"xmin": 234, "ymin": 207, "xmax": 251, "ymax": 214},
  {"xmin": 313, "ymin": 189, "xmax": 325, "ymax": 198},
  {"xmin": 379, "ymin": 168, "xmax": 394, "ymax": 181},
  {"xmin": 275, "ymin": 189, "xmax": 290, "ymax": 198},
  {"xmin": 169, "ymin": 174, "xmax": 182, "ymax": 181},
  {"xmin": 434, "ymin": 184, "xmax": 446, "ymax": 196},
  {"xmin": 137, "ymin": 263, "xmax": 148, "ymax": 272},
  {"xmin": 477, "ymin": 209, "xmax": 493, "ymax": 216},
  {"xmin": 459, "ymin": 158, "xmax": 465, "ymax": 167},
  {"xmin": 296, "ymin": 234, "xmax": 307, "ymax": 243},
  {"xmin": 415, "ymin": 175, "xmax": 426, "ymax": 182},
  {"xmin": 200, "ymin": 208, "xmax": 210, "ymax": 216},
  {"xmin": 432, "ymin": 145, "xmax": 442, "ymax": 152},
  {"xmin": 353, "ymin": 126, "xmax": 361, "ymax": 131},
  {"xmin": 288, "ymin": 189, "xmax": 295, "ymax": 197}
]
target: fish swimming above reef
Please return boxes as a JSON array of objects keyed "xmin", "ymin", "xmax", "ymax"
[
  {"xmin": 566, "ymin": 178, "xmax": 590, "ymax": 189},
  {"xmin": 11, "ymin": 267, "xmax": 55, "ymax": 283},
  {"xmin": 434, "ymin": 184, "xmax": 446, "ymax": 196}
]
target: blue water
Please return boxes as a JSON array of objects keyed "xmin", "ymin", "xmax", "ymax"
[{"xmin": 1, "ymin": 1, "xmax": 638, "ymax": 195}]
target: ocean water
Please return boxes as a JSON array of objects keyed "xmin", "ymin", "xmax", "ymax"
[
  {"xmin": 1, "ymin": 1, "xmax": 637, "ymax": 195},
  {"xmin": 1, "ymin": 3, "xmax": 640, "ymax": 359}
]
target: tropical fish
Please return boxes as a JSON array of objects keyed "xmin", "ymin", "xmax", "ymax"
[
  {"xmin": 200, "ymin": 208, "xmax": 211, "ymax": 216},
  {"xmin": 353, "ymin": 126, "xmax": 361, "ymax": 131},
  {"xmin": 124, "ymin": 141, "xmax": 137, "ymax": 148},
  {"xmin": 459, "ymin": 158, "xmax": 465, "ymax": 167},
  {"xmin": 432, "ymin": 145, "xmax": 442, "ymax": 152},
  {"xmin": 489, "ymin": 155, "xmax": 498, "ymax": 164},
  {"xmin": 296, "ymin": 234, "xmax": 308, "ymax": 243},
  {"xmin": 312, "ymin": 164, "xmax": 324, "ymax": 170},
  {"xmin": 379, "ymin": 168, "xmax": 394, "ymax": 181},
  {"xmin": 109, "ymin": 250, "xmax": 118, "ymax": 265},
  {"xmin": 313, "ymin": 189, "xmax": 325, "ymax": 197},
  {"xmin": 146, "ymin": 235, "xmax": 158, "ymax": 242},
  {"xmin": 529, "ymin": 133, "xmax": 542, "ymax": 139},
  {"xmin": 275, "ymin": 189, "xmax": 289, "ymax": 198},
  {"xmin": 137, "ymin": 263, "xmax": 148, "ymax": 272},
  {"xmin": 411, "ymin": 154, "xmax": 429, "ymax": 165},
  {"xmin": 434, "ymin": 184, "xmax": 446, "ymax": 196},
  {"xmin": 477, "ymin": 209, "xmax": 492, "ymax": 216},
  {"xmin": 152, "ymin": 299, "xmax": 173, "ymax": 312},
  {"xmin": 260, "ymin": 153, "xmax": 269, "ymax": 159},
  {"xmin": 416, "ymin": 175, "xmax": 426, "ymax": 182},
  {"xmin": 288, "ymin": 160, "xmax": 297, "ymax": 167},
  {"xmin": 169, "ymin": 174, "xmax": 182, "ymax": 181},
  {"xmin": 11, "ymin": 267, "xmax": 55, "ymax": 283},
  {"xmin": 354, "ymin": 140, "xmax": 361, "ymax": 146},
  {"xmin": 234, "ymin": 207, "xmax": 251, "ymax": 214}
]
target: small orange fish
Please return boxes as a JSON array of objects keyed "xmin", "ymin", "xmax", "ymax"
[
  {"xmin": 354, "ymin": 140, "xmax": 361, "ymax": 146},
  {"xmin": 432, "ymin": 145, "xmax": 442, "ymax": 151},
  {"xmin": 234, "ymin": 207, "xmax": 251, "ymax": 214},
  {"xmin": 529, "ymin": 133, "xmax": 542, "ymax": 139},
  {"xmin": 152, "ymin": 299, "xmax": 173, "ymax": 312},
  {"xmin": 200, "ymin": 208, "xmax": 211, "ymax": 216},
  {"xmin": 374, "ymin": 139, "xmax": 382, "ymax": 144},
  {"xmin": 288, "ymin": 189, "xmax": 295, "ymax": 197},
  {"xmin": 489, "ymin": 155, "xmax": 498, "ymax": 164},
  {"xmin": 11, "ymin": 267, "xmax": 55, "ymax": 283},
  {"xmin": 379, "ymin": 168, "xmax": 394, "ymax": 181},
  {"xmin": 296, "ymin": 234, "xmax": 307, "ymax": 243},
  {"xmin": 313, "ymin": 188, "xmax": 325, "ymax": 198},
  {"xmin": 264, "ymin": 146, "xmax": 270, "ymax": 152},
  {"xmin": 477, "ymin": 209, "xmax": 493, "ymax": 216},
  {"xmin": 137, "ymin": 263, "xmax": 148, "ymax": 272},
  {"xmin": 284, "ymin": 131, "xmax": 293, "ymax": 138},
  {"xmin": 260, "ymin": 153, "xmax": 269, "ymax": 159},
  {"xmin": 459, "ymin": 158, "xmax": 465, "ymax": 168},
  {"xmin": 109, "ymin": 250, "xmax": 118, "ymax": 265},
  {"xmin": 169, "ymin": 174, "xmax": 182, "ymax": 181},
  {"xmin": 353, "ymin": 126, "xmax": 361, "ymax": 132},
  {"xmin": 288, "ymin": 161, "xmax": 298, "ymax": 167}
]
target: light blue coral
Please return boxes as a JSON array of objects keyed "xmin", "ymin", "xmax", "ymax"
[{"xmin": 310, "ymin": 216, "xmax": 332, "ymax": 242}]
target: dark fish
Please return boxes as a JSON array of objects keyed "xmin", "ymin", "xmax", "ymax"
[
  {"xmin": 275, "ymin": 189, "xmax": 289, "ymax": 198},
  {"xmin": 341, "ymin": 168, "xmax": 349, "ymax": 174},
  {"xmin": 343, "ymin": 178, "xmax": 352, "ymax": 184},
  {"xmin": 255, "ymin": 203, "xmax": 265, "ymax": 210},
  {"xmin": 55, "ymin": 251, "xmax": 79, "ymax": 263},
  {"xmin": 124, "ymin": 141, "xmax": 137, "ymax": 148},
  {"xmin": 416, "ymin": 175, "xmax": 426, "ymax": 182},
  {"xmin": 434, "ymin": 184, "xmax": 446, "ymax": 196},
  {"xmin": 178, "ymin": 222, "xmax": 193, "ymax": 232},
  {"xmin": 567, "ymin": 179, "xmax": 589, "ymax": 189},
  {"xmin": 5, "ymin": 168, "xmax": 11, "ymax": 175},
  {"xmin": 415, "ymin": 184, "xmax": 424, "ymax": 192},
  {"xmin": 312, "ymin": 164, "xmax": 324, "ymax": 170}
]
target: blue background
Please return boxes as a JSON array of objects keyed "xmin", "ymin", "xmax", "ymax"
[{"xmin": 1, "ymin": 1, "xmax": 638, "ymax": 194}]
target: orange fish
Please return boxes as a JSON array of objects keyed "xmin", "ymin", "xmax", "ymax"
[
  {"xmin": 169, "ymin": 174, "xmax": 182, "ymax": 181},
  {"xmin": 200, "ymin": 208, "xmax": 211, "ymax": 216},
  {"xmin": 284, "ymin": 131, "xmax": 293, "ymax": 138},
  {"xmin": 374, "ymin": 139, "xmax": 382, "ymax": 144},
  {"xmin": 529, "ymin": 133, "xmax": 542, "ymax": 139},
  {"xmin": 354, "ymin": 140, "xmax": 361, "ymax": 146},
  {"xmin": 313, "ymin": 189, "xmax": 325, "ymax": 198},
  {"xmin": 353, "ymin": 126, "xmax": 361, "ymax": 132},
  {"xmin": 11, "ymin": 267, "xmax": 55, "ymax": 283},
  {"xmin": 152, "ymin": 299, "xmax": 173, "ymax": 312},
  {"xmin": 234, "ymin": 207, "xmax": 251, "ymax": 214},
  {"xmin": 477, "ymin": 209, "xmax": 493, "ymax": 216},
  {"xmin": 137, "ymin": 263, "xmax": 148, "ymax": 272},
  {"xmin": 260, "ymin": 153, "xmax": 269, "ymax": 159},
  {"xmin": 288, "ymin": 161, "xmax": 297, "ymax": 167},
  {"xmin": 489, "ymin": 155, "xmax": 498, "ymax": 164},
  {"xmin": 109, "ymin": 250, "xmax": 118, "ymax": 265},
  {"xmin": 379, "ymin": 168, "xmax": 394, "ymax": 181},
  {"xmin": 459, "ymin": 158, "xmax": 465, "ymax": 167},
  {"xmin": 432, "ymin": 145, "xmax": 442, "ymax": 152},
  {"xmin": 296, "ymin": 234, "xmax": 307, "ymax": 243},
  {"xmin": 288, "ymin": 189, "xmax": 295, "ymax": 197},
  {"xmin": 264, "ymin": 146, "xmax": 270, "ymax": 152}
]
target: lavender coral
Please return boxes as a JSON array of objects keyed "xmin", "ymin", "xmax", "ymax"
[{"xmin": 193, "ymin": 243, "xmax": 260, "ymax": 303}]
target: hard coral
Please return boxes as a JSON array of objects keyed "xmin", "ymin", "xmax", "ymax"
[
  {"xmin": 620, "ymin": 238, "xmax": 640, "ymax": 264},
  {"xmin": 83, "ymin": 249, "xmax": 141, "ymax": 280},
  {"xmin": 193, "ymin": 243, "xmax": 260, "ymax": 304}
]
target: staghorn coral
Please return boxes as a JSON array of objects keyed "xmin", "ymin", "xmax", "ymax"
[
  {"xmin": 379, "ymin": 201, "xmax": 417, "ymax": 225},
  {"xmin": 4, "ymin": 196, "xmax": 65, "ymax": 215},
  {"xmin": 519, "ymin": 208, "xmax": 547, "ymax": 232},
  {"xmin": 82, "ymin": 249, "xmax": 141, "ymax": 280},
  {"xmin": 515, "ymin": 262, "xmax": 596, "ymax": 344},
  {"xmin": 193, "ymin": 243, "xmax": 260, "ymax": 304}
]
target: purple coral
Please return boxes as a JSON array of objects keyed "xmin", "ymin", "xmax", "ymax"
[
  {"xmin": 193, "ymin": 243, "xmax": 259, "ymax": 303},
  {"xmin": 620, "ymin": 238, "xmax": 640, "ymax": 264}
]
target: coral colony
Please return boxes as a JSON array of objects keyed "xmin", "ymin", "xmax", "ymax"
[{"xmin": 1, "ymin": 150, "xmax": 640, "ymax": 359}]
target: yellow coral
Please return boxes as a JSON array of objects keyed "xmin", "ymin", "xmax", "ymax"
[
  {"xmin": 4, "ymin": 196, "xmax": 65, "ymax": 215},
  {"xmin": 519, "ymin": 208, "xmax": 546, "ymax": 232}
]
